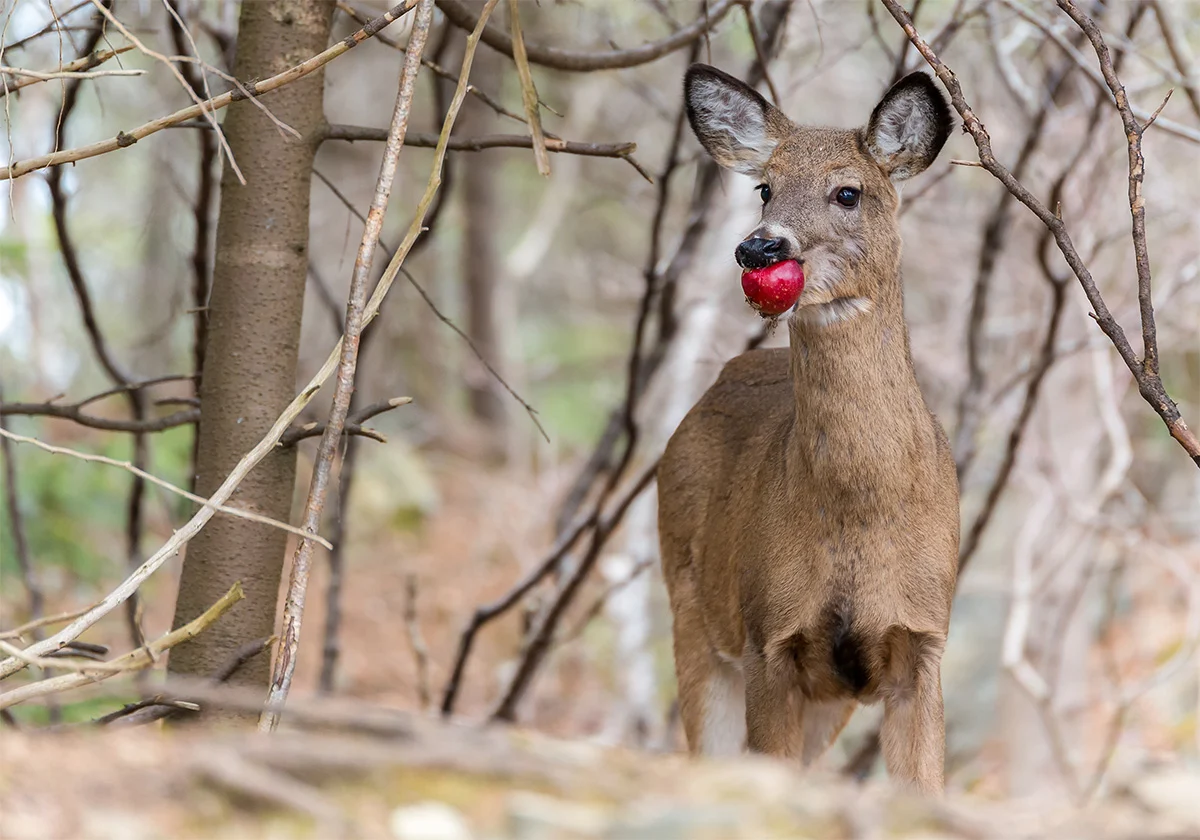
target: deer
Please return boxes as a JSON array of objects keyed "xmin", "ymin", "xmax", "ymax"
[{"xmin": 656, "ymin": 63, "xmax": 960, "ymax": 795}]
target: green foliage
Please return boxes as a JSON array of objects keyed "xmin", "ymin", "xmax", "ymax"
[
  {"xmin": 6, "ymin": 693, "xmax": 138, "ymax": 725},
  {"xmin": 0, "ymin": 420, "xmax": 196, "ymax": 587}
]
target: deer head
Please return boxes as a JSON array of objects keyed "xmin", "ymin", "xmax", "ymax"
[{"xmin": 684, "ymin": 65, "xmax": 953, "ymax": 326}]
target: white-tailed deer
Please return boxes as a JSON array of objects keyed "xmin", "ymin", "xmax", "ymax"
[{"xmin": 657, "ymin": 65, "xmax": 959, "ymax": 794}]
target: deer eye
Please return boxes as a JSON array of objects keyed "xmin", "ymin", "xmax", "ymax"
[
  {"xmin": 757, "ymin": 183, "xmax": 771, "ymax": 204},
  {"xmin": 834, "ymin": 186, "xmax": 860, "ymax": 208}
]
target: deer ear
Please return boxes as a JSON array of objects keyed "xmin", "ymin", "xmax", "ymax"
[
  {"xmin": 864, "ymin": 72, "xmax": 953, "ymax": 182},
  {"xmin": 685, "ymin": 64, "xmax": 788, "ymax": 178}
]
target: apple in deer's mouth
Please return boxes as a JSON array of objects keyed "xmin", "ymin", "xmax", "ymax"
[{"xmin": 741, "ymin": 259, "xmax": 805, "ymax": 317}]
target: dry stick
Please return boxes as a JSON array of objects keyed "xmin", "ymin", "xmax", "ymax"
[
  {"xmin": 0, "ymin": 0, "xmax": 422, "ymax": 180},
  {"xmin": 258, "ymin": 0, "xmax": 439, "ymax": 735},
  {"xmin": 402, "ymin": 266, "xmax": 549, "ymax": 442},
  {"xmin": 0, "ymin": 2, "xmax": 435, "ymax": 683},
  {"xmin": 434, "ymin": 0, "xmax": 738, "ymax": 72},
  {"xmin": 505, "ymin": 0, "xmax": 549, "ymax": 176},
  {"xmin": 3, "ymin": 0, "xmax": 93, "ymax": 52},
  {"xmin": 0, "ymin": 583, "xmax": 243, "ymax": 710},
  {"xmin": 0, "ymin": 427, "xmax": 331, "ymax": 549},
  {"xmin": 0, "ymin": 45, "xmax": 136, "ymax": 93},
  {"xmin": 879, "ymin": 0, "xmax": 1200, "ymax": 468}
]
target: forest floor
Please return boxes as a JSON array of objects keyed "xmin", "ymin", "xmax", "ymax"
[{"xmin": 3, "ymin": 716, "xmax": 1200, "ymax": 839}]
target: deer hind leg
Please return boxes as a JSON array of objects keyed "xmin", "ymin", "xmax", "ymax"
[
  {"xmin": 669, "ymin": 584, "xmax": 745, "ymax": 756},
  {"xmin": 879, "ymin": 629, "xmax": 946, "ymax": 795},
  {"xmin": 743, "ymin": 641, "xmax": 803, "ymax": 758}
]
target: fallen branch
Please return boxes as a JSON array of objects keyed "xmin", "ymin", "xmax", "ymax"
[
  {"xmin": 0, "ymin": 583, "xmax": 243, "ymax": 710},
  {"xmin": 0, "ymin": 0, "xmax": 422, "ymax": 181}
]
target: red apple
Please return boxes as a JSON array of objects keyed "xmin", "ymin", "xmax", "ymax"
[{"xmin": 741, "ymin": 260, "xmax": 804, "ymax": 316}]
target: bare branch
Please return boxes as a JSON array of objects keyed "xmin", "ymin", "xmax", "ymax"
[
  {"xmin": 280, "ymin": 397, "xmax": 412, "ymax": 446},
  {"xmin": 434, "ymin": 0, "xmax": 739, "ymax": 72},
  {"xmin": 0, "ymin": 0, "xmax": 423, "ymax": 181}
]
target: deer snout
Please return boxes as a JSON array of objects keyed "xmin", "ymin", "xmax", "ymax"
[{"xmin": 735, "ymin": 236, "xmax": 788, "ymax": 270}]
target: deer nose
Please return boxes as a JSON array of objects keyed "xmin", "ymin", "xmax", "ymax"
[{"xmin": 735, "ymin": 236, "xmax": 785, "ymax": 270}]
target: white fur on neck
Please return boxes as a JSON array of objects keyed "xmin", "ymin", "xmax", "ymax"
[{"xmin": 794, "ymin": 296, "xmax": 874, "ymax": 327}]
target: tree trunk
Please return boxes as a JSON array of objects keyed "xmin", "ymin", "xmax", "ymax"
[
  {"xmin": 168, "ymin": 0, "xmax": 334, "ymax": 702},
  {"xmin": 459, "ymin": 45, "xmax": 507, "ymax": 453}
]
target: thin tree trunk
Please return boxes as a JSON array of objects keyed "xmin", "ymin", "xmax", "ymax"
[{"xmin": 168, "ymin": 0, "xmax": 334, "ymax": 707}]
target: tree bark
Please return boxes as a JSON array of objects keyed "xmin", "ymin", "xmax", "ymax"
[{"xmin": 168, "ymin": 0, "xmax": 334, "ymax": 704}]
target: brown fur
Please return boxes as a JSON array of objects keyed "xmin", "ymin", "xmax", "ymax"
[{"xmin": 658, "ymin": 66, "xmax": 959, "ymax": 793}]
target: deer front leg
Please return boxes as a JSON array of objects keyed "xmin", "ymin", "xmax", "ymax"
[{"xmin": 880, "ymin": 632, "xmax": 946, "ymax": 795}]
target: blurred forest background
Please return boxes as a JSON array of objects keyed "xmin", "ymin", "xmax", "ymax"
[{"xmin": 1, "ymin": 0, "xmax": 1198, "ymax": 814}]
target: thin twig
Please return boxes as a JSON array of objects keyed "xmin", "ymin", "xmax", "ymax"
[
  {"xmin": 402, "ymin": 266, "xmax": 548, "ymax": 442},
  {"xmin": 0, "ymin": 427, "xmax": 330, "ymax": 548},
  {"xmin": 0, "ymin": 45, "xmax": 137, "ymax": 94},
  {"xmin": 280, "ymin": 397, "xmax": 412, "ymax": 446},
  {"xmin": 506, "ymin": 0, "xmax": 549, "ymax": 176}
]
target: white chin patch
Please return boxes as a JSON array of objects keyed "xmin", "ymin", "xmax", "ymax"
[{"xmin": 795, "ymin": 296, "xmax": 874, "ymax": 327}]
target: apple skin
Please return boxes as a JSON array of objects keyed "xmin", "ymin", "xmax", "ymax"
[{"xmin": 740, "ymin": 259, "xmax": 805, "ymax": 316}]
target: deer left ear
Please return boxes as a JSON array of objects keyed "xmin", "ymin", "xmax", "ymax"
[{"xmin": 864, "ymin": 72, "xmax": 953, "ymax": 182}]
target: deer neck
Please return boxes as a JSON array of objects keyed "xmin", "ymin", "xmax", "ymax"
[{"xmin": 785, "ymin": 268, "xmax": 926, "ymax": 483}]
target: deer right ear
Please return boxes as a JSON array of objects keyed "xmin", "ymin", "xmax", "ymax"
[{"xmin": 685, "ymin": 64, "xmax": 785, "ymax": 178}]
